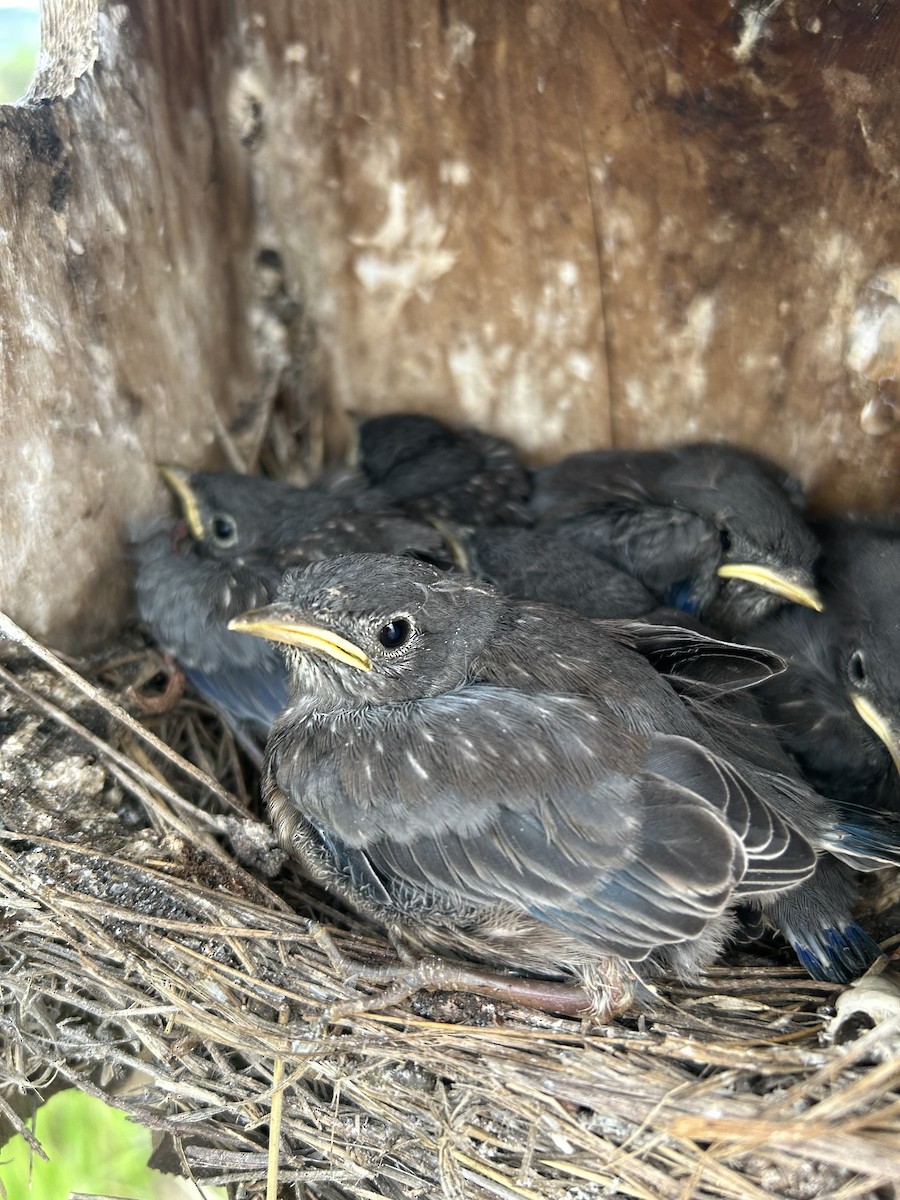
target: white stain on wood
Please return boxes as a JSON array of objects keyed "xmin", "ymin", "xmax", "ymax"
[{"xmin": 731, "ymin": 0, "xmax": 783, "ymax": 64}]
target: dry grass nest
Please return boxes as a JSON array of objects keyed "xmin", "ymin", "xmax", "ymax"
[{"xmin": 2, "ymin": 608, "xmax": 900, "ymax": 1200}]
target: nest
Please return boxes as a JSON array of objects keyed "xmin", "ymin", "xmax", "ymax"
[{"xmin": 2, "ymin": 606, "xmax": 900, "ymax": 1200}]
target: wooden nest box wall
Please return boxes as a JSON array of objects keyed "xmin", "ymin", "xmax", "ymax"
[
  {"xmin": 2, "ymin": 0, "xmax": 899, "ymax": 651},
  {"xmin": 1, "ymin": 3, "xmax": 900, "ymax": 1198}
]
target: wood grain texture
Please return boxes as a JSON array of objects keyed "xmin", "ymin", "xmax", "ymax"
[
  {"xmin": 248, "ymin": 0, "xmax": 900, "ymax": 495},
  {"xmin": 1, "ymin": 2, "xmax": 308, "ymax": 649},
  {"xmin": 1, "ymin": 0, "xmax": 898, "ymax": 650}
]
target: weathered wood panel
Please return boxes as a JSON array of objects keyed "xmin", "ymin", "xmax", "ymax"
[
  {"xmin": 252, "ymin": 0, "xmax": 900, "ymax": 493},
  {"xmin": 1, "ymin": 0, "xmax": 898, "ymax": 651},
  {"xmin": 1, "ymin": 2, "xmax": 309, "ymax": 650}
]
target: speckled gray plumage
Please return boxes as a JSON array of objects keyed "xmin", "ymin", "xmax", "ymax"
[
  {"xmin": 134, "ymin": 469, "xmax": 449, "ymax": 740},
  {"xmin": 135, "ymin": 528, "xmax": 287, "ymax": 737},
  {"xmin": 753, "ymin": 516, "xmax": 900, "ymax": 814},
  {"xmin": 532, "ymin": 442, "xmax": 820, "ymax": 632},
  {"xmin": 357, "ymin": 413, "xmax": 532, "ymax": 526},
  {"xmin": 243, "ymin": 555, "xmax": 895, "ymax": 1014},
  {"xmin": 459, "ymin": 526, "xmax": 657, "ymax": 618}
]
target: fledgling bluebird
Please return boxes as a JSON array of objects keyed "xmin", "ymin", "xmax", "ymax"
[
  {"xmin": 134, "ymin": 467, "xmax": 448, "ymax": 748},
  {"xmin": 753, "ymin": 516, "xmax": 900, "ymax": 815},
  {"xmin": 531, "ymin": 442, "xmax": 822, "ymax": 634},
  {"xmin": 230, "ymin": 555, "xmax": 897, "ymax": 1015}
]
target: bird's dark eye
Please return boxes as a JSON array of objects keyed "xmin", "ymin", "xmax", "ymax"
[
  {"xmin": 378, "ymin": 618, "xmax": 412, "ymax": 649},
  {"xmin": 719, "ymin": 528, "xmax": 732, "ymax": 552},
  {"xmin": 211, "ymin": 515, "xmax": 237, "ymax": 546},
  {"xmin": 848, "ymin": 650, "xmax": 867, "ymax": 686}
]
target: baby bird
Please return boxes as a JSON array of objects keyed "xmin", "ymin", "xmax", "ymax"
[
  {"xmin": 531, "ymin": 442, "xmax": 822, "ymax": 634},
  {"xmin": 753, "ymin": 516, "xmax": 900, "ymax": 814},
  {"xmin": 231, "ymin": 555, "xmax": 897, "ymax": 1016},
  {"xmin": 134, "ymin": 466, "xmax": 447, "ymax": 746},
  {"xmin": 355, "ymin": 412, "xmax": 532, "ymax": 526}
]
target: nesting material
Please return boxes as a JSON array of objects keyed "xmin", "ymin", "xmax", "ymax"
[{"xmin": 1, "ymin": 612, "xmax": 899, "ymax": 1200}]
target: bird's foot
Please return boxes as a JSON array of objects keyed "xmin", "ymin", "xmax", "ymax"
[{"xmin": 311, "ymin": 925, "xmax": 593, "ymax": 1021}]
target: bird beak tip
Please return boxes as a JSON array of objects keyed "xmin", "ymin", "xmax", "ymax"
[
  {"xmin": 716, "ymin": 563, "xmax": 824, "ymax": 611},
  {"xmin": 226, "ymin": 611, "xmax": 273, "ymax": 639}
]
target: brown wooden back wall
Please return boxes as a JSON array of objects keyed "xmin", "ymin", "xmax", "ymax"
[{"xmin": 1, "ymin": 0, "xmax": 898, "ymax": 650}]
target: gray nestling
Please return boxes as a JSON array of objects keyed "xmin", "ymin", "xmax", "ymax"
[
  {"xmin": 134, "ymin": 467, "xmax": 448, "ymax": 748},
  {"xmin": 753, "ymin": 516, "xmax": 900, "ymax": 815},
  {"xmin": 455, "ymin": 525, "xmax": 658, "ymax": 619},
  {"xmin": 230, "ymin": 555, "xmax": 897, "ymax": 1015},
  {"xmin": 531, "ymin": 442, "xmax": 822, "ymax": 633}
]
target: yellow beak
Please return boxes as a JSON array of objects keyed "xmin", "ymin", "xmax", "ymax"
[
  {"xmin": 716, "ymin": 563, "xmax": 824, "ymax": 612},
  {"xmin": 228, "ymin": 607, "xmax": 373, "ymax": 672},
  {"xmin": 158, "ymin": 464, "xmax": 205, "ymax": 541},
  {"xmin": 851, "ymin": 693, "xmax": 900, "ymax": 776}
]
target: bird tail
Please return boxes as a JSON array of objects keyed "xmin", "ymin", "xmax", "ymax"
[
  {"xmin": 787, "ymin": 921, "xmax": 882, "ymax": 984},
  {"xmin": 760, "ymin": 857, "xmax": 883, "ymax": 984}
]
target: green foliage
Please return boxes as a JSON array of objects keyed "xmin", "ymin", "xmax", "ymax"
[
  {"xmin": 0, "ymin": 6, "xmax": 39, "ymax": 105},
  {"xmin": 0, "ymin": 1089, "xmax": 227, "ymax": 1200},
  {"xmin": 0, "ymin": 43, "xmax": 37, "ymax": 104}
]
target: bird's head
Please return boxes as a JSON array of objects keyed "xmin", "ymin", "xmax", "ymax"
[
  {"xmin": 157, "ymin": 465, "xmax": 319, "ymax": 559},
  {"xmin": 667, "ymin": 445, "xmax": 822, "ymax": 628},
  {"xmin": 228, "ymin": 553, "xmax": 503, "ymax": 707},
  {"xmin": 827, "ymin": 528, "xmax": 900, "ymax": 779}
]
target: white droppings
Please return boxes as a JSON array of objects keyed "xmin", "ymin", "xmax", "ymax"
[
  {"xmin": 21, "ymin": 317, "xmax": 58, "ymax": 353},
  {"xmin": 444, "ymin": 233, "xmax": 600, "ymax": 448},
  {"xmin": 566, "ymin": 351, "xmax": 594, "ymax": 382},
  {"xmin": 352, "ymin": 179, "xmax": 457, "ymax": 298},
  {"xmin": 731, "ymin": 0, "xmax": 783, "ymax": 64},
  {"xmin": 846, "ymin": 267, "xmax": 900, "ymax": 382},
  {"xmin": 603, "ymin": 208, "xmax": 639, "ymax": 281},
  {"xmin": 439, "ymin": 160, "xmax": 471, "ymax": 187},
  {"xmin": 625, "ymin": 289, "xmax": 717, "ymax": 410},
  {"xmin": 859, "ymin": 394, "xmax": 898, "ymax": 436},
  {"xmin": 445, "ymin": 21, "xmax": 476, "ymax": 70},
  {"xmin": 624, "ymin": 378, "xmax": 646, "ymax": 411},
  {"xmin": 447, "ymin": 336, "xmax": 510, "ymax": 428}
]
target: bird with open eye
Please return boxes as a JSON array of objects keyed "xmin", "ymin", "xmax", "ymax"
[
  {"xmin": 530, "ymin": 442, "xmax": 823, "ymax": 635},
  {"xmin": 228, "ymin": 554, "xmax": 900, "ymax": 1017},
  {"xmin": 353, "ymin": 411, "xmax": 533, "ymax": 526},
  {"xmin": 134, "ymin": 466, "xmax": 449, "ymax": 754},
  {"xmin": 752, "ymin": 516, "xmax": 900, "ymax": 815}
]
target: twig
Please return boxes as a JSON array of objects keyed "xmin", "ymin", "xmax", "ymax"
[{"xmin": 0, "ymin": 609, "xmax": 238, "ymax": 811}]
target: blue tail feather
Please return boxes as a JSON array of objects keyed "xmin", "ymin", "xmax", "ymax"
[{"xmin": 789, "ymin": 921, "xmax": 881, "ymax": 985}]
